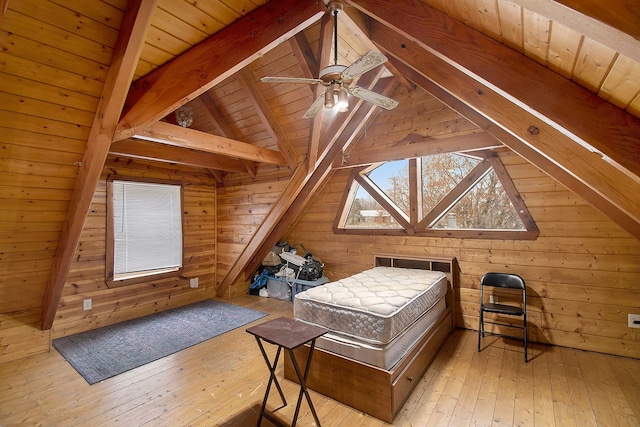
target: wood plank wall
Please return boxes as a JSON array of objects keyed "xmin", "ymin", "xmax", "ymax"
[
  {"xmin": 51, "ymin": 157, "xmax": 218, "ymax": 339},
  {"xmin": 216, "ymin": 166, "xmax": 291, "ymax": 299},
  {"xmin": 0, "ymin": 0, "xmax": 126, "ymax": 363}
]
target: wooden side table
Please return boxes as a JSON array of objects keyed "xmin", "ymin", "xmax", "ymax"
[{"xmin": 246, "ymin": 316, "xmax": 327, "ymax": 427}]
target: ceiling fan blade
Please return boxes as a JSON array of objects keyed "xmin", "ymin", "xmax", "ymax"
[
  {"xmin": 341, "ymin": 51, "xmax": 388, "ymax": 81},
  {"xmin": 347, "ymin": 85, "xmax": 399, "ymax": 110},
  {"xmin": 302, "ymin": 92, "xmax": 326, "ymax": 119},
  {"xmin": 260, "ymin": 76, "xmax": 324, "ymax": 85}
]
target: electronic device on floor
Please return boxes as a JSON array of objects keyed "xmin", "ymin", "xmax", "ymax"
[{"xmin": 279, "ymin": 252, "xmax": 308, "ymax": 266}]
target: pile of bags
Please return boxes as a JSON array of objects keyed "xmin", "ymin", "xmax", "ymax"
[{"xmin": 249, "ymin": 241, "xmax": 324, "ymax": 295}]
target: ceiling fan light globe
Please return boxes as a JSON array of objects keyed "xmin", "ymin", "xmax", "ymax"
[
  {"xmin": 336, "ymin": 89, "xmax": 349, "ymax": 112},
  {"xmin": 324, "ymin": 90, "xmax": 336, "ymax": 109}
]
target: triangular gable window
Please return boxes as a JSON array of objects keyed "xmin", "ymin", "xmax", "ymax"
[{"xmin": 335, "ymin": 152, "xmax": 538, "ymax": 239}]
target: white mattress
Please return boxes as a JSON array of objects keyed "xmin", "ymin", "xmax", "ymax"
[
  {"xmin": 293, "ymin": 266, "xmax": 447, "ymax": 345},
  {"xmin": 315, "ymin": 297, "xmax": 446, "ymax": 370}
]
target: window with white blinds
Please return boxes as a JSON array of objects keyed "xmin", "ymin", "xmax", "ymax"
[{"xmin": 111, "ymin": 180, "xmax": 183, "ymax": 280}]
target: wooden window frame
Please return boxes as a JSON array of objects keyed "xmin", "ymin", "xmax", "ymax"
[{"xmin": 333, "ymin": 151, "xmax": 539, "ymax": 240}]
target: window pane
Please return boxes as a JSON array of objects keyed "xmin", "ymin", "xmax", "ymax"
[
  {"xmin": 433, "ymin": 171, "xmax": 525, "ymax": 230},
  {"xmin": 366, "ymin": 160, "xmax": 410, "ymax": 216},
  {"xmin": 344, "ymin": 183, "xmax": 402, "ymax": 229},
  {"xmin": 112, "ymin": 181, "xmax": 182, "ymax": 276},
  {"xmin": 422, "ymin": 153, "xmax": 480, "ymax": 216}
]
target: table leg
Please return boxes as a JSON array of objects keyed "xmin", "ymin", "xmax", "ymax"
[
  {"xmin": 288, "ymin": 339, "xmax": 321, "ymax": 427},
  {"xmin": 254, "ymin": 337, "xmax": 287, "ymax": 426}
]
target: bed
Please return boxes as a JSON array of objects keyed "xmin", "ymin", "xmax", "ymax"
[{"xmin": 283, "ymin": 255, "xmax": 457, "ymax": 423}]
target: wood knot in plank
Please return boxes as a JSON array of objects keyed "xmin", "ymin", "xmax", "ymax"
[{"xmin": 527, "ymin": 126, "xmax": 540, "ymax": 135}]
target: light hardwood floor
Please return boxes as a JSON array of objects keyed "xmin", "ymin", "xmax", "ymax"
[{"xmin": 1, "ymin": 295, "xmax": 639, "ymax": 426}]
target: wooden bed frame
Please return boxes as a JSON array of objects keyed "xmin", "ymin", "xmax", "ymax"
[{"xmin": 284, "ymin": 255, "xmax": 458, "ymax": 423}]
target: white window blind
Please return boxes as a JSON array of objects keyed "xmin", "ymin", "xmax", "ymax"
[{"xmin": 112, "ymin": 180, "xmax": 182, "ymax": 278}]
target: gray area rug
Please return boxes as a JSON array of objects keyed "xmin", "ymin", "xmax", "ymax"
[{"xmin": 52, "ymin": 299, "xmax": 267, "ymax": 384}]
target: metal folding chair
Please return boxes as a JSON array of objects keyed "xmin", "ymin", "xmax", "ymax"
[{"xmin": 477, "ymin": 272, "xmax": 528, "ymax": 362}]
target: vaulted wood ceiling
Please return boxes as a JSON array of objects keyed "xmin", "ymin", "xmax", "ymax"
[{"xmin": 36, "ymin": 0, "xmax": 640, "ymax": 328}]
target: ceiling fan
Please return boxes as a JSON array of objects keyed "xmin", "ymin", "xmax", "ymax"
[{"xmin": 260, "ymin": 1, "xmax": 399, "ymax": 119}]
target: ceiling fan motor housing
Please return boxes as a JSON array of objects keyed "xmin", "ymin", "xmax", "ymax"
[
  {"xmin": 327, "ymin": 1, "xmax": 344, "ymax": 14},
  {"xmin": 319, "ymin": 64, "xmax": 352, "ymax": 85}
]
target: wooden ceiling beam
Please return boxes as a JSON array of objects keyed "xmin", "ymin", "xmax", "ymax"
[
  {"xmin": 334, "ymin": 133, "xmax": 502, "ymax": 169},
  {"xmin": 238, "ymin": 67, "xmax": 298, "ymax": 170},
  {"xmin": 350, "ymin": 0, "xmax": 640, "ymax": 239},
  {"xmin": 242, "ymin": 161, "xmax": 258, "ymax": 179},
  {"xmin": 348, "ymin": 0, "xmax": 640, "ymax": 178},
  {"xmin": 115, "ymin": 0, "xmax": 325, "ymax": 141},
  {"xmin": 387, "ymin": 57, "xmax": 640, "ymax": 240},
  {"xmin": 134, "ymin": 121, "xmax": 288, "ymax": 166},
  {"xmin": 515, "ymin": 0, "xmax": 640, "ymax": 54},
  {"xmin": 196, "ymin": 94, "xmax": 234, "ymax": 138},
  {"xmin": 306, "ymin": 12, "xmax": 334, "ymax": 169},
  {"xmin": 41, "ymin": 0, "xmax": 158, "ymax": 330},
  {"xmin": 290, "ymin": 33, "xmax": 317, "ymax": 79},
  {"xmin": 339, "ymin": 7, "xmax": 414, "ymax": 90},
  {"xmin": 109, "ymin": 139, "xmax": 247, "ymax": 173},
  {"xmin": 209, "ymin": 169, "xmax": 225, "ymax": 184},
  {"xmin": 196, "ymin": 94, "xmax": 257, "ymax": 177}
]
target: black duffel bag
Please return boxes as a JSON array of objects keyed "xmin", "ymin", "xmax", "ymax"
[{"xmin": 297, "ymin": 258, "xmax": 324, "ymax": 281}]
